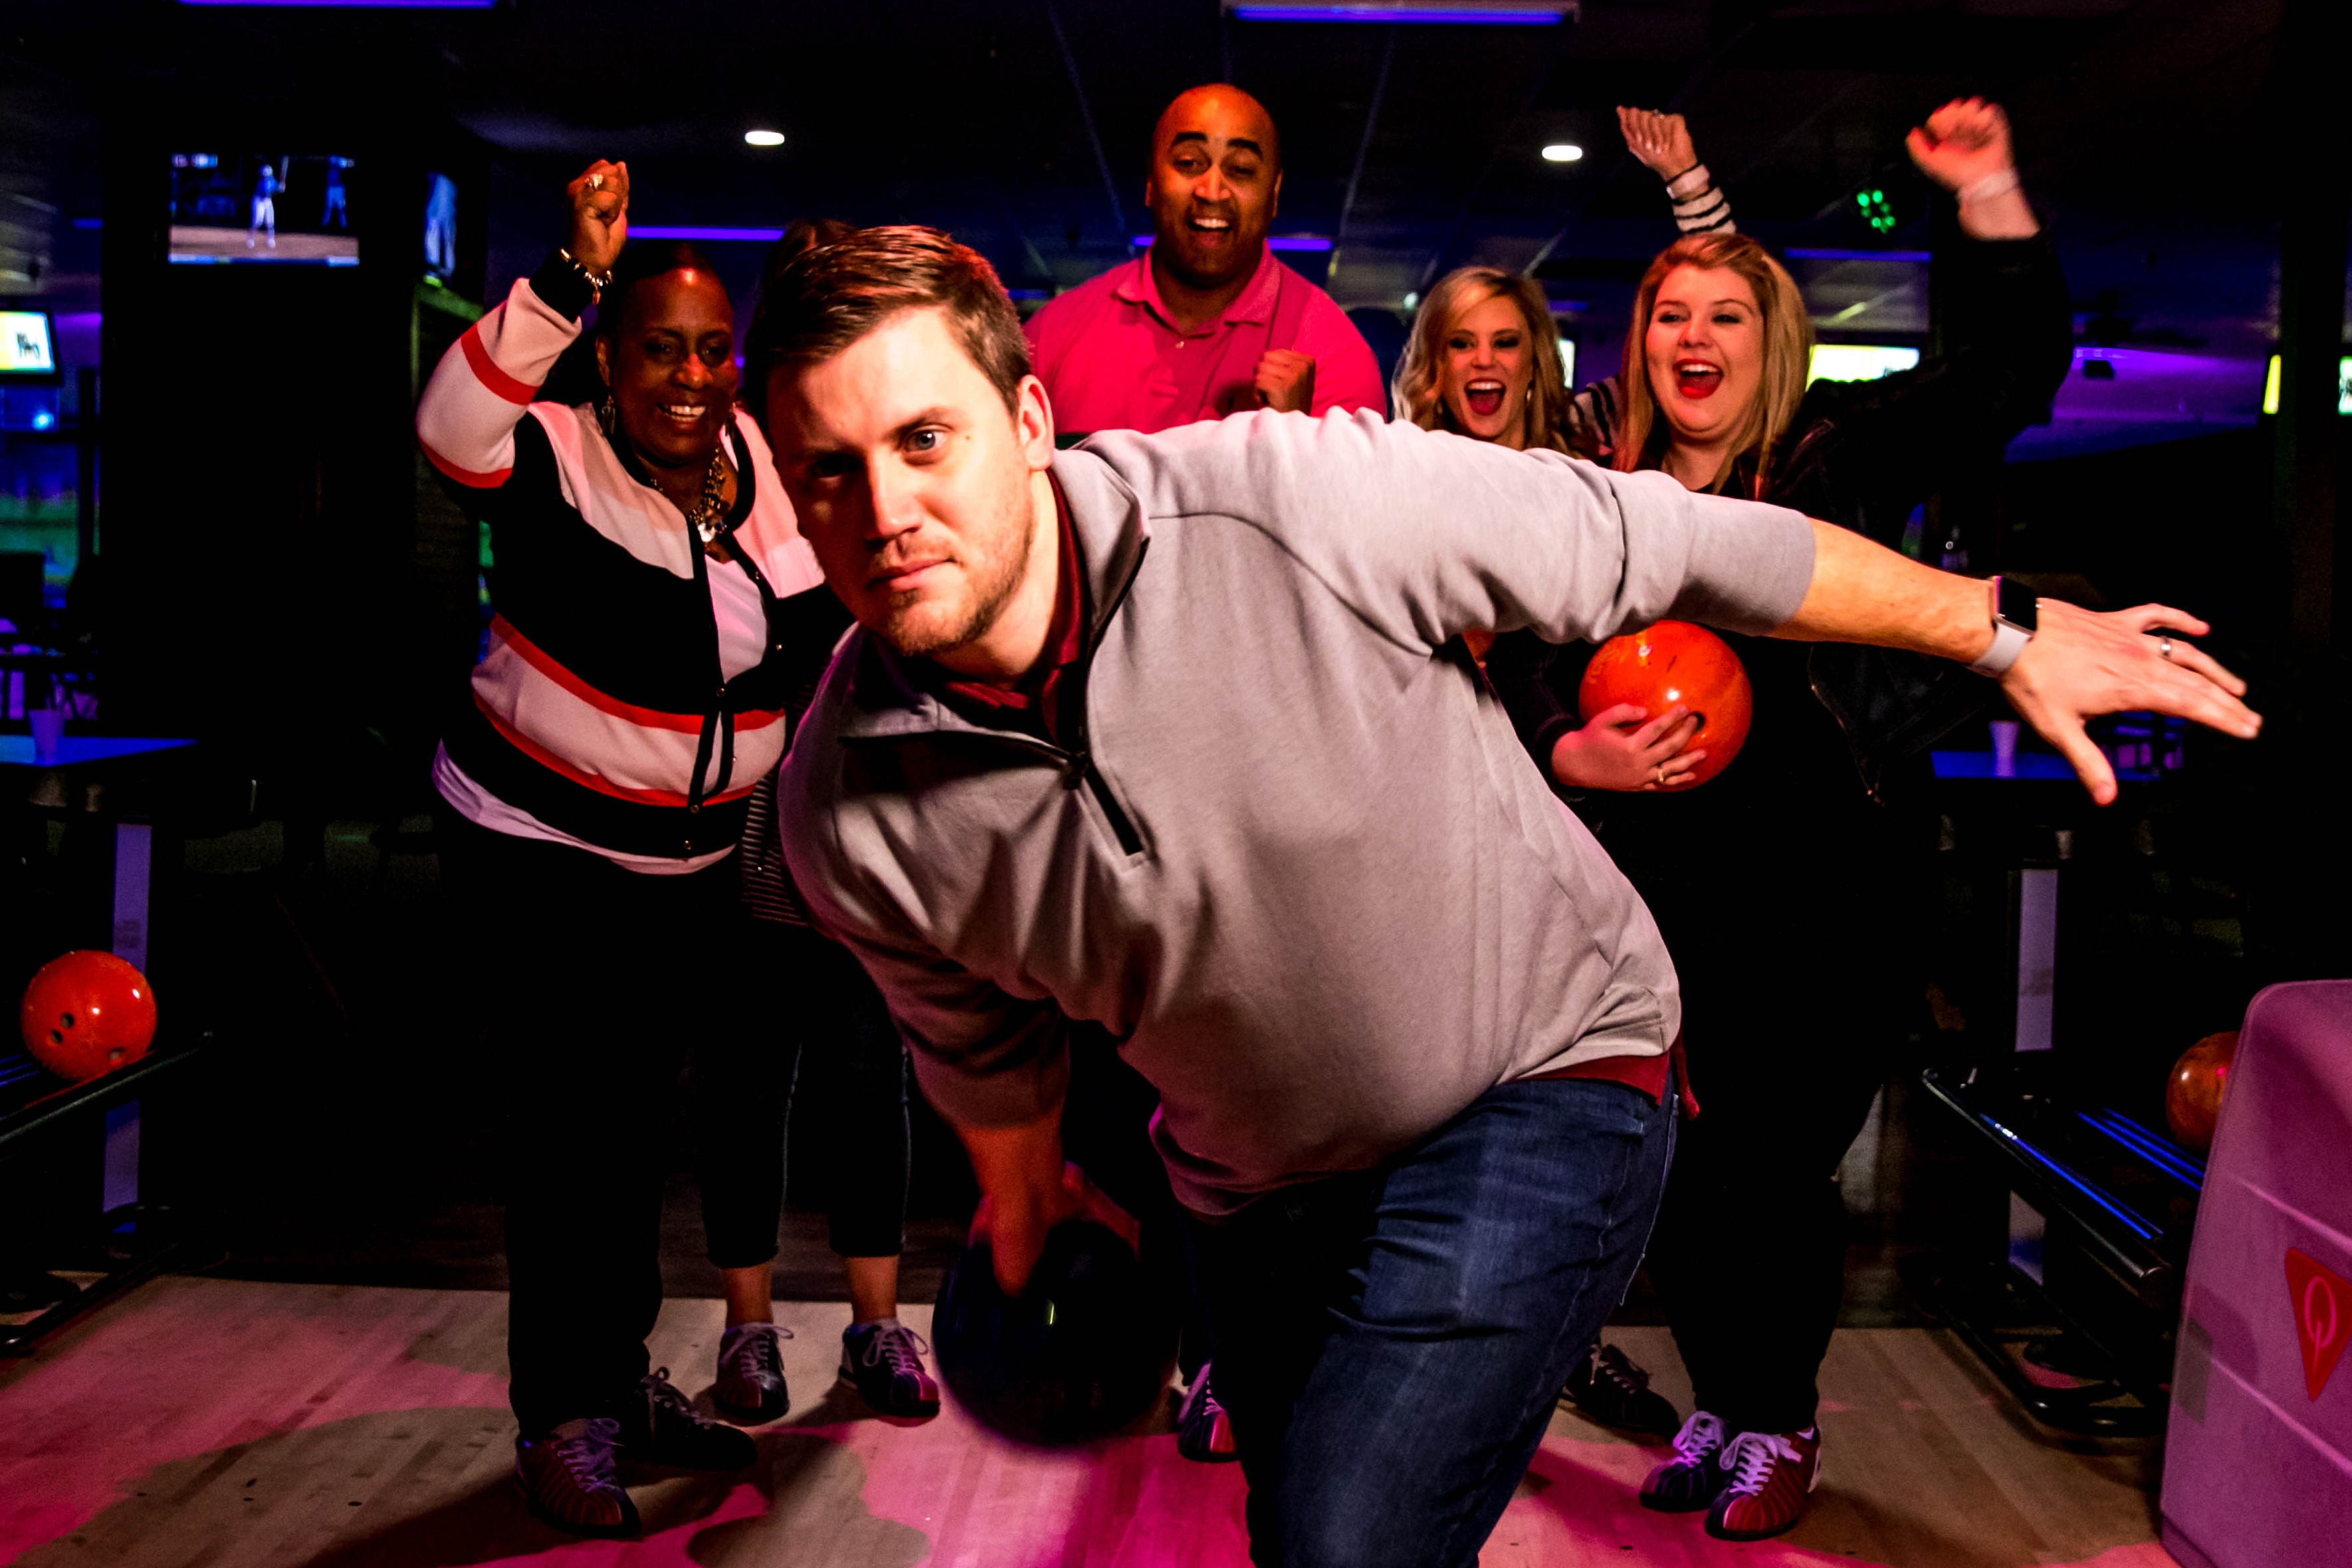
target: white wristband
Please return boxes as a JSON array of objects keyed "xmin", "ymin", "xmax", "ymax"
[
  {"xmin": 1958, "ymin": 168, "xmax": 2020, "ymax": 207},
  {"xmin": 1663, "ymin": 163, "xmax": 1713, "ymax": 203},
  {"xmin": 1969, "ymin": 620, "xmax": 2030, "ymax": 678}
]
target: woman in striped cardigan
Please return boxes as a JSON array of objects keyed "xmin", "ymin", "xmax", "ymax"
[{"xmin": 416, "ymin": 161, "xmax": 901, "ymax": 1537}]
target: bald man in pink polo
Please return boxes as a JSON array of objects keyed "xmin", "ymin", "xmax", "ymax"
[{"xmin": 1026, "ymin": 84, "xmax": 1386, "ymax": 436}]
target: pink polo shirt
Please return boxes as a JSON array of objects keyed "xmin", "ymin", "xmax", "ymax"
[{"xmin": 1025, "ymin": 245, "xmax": 1387, "ymax": 436}]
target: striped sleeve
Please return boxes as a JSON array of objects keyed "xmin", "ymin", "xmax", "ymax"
[
  {"xmin": 1663, "ymin": 163, "xmax": 1736, "ymax": 236},
  {"xmin": 415, "ymin": 272, "xmax": 583, "ymax": 490}
]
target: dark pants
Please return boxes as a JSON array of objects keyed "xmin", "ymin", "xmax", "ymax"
[
  {"xmin": 1184, "ymin": 1078, "xmax": 1677, "ymax": 1568},
  {"xmin": 720, "ymin": 922, "xmax": 911, "ymax": 1263},
  {"xmin": 437, "ymin": 809, "xmax": 907, "ymax": 1434},
  {"xmin": 1630, "ymin": 833, "xmax": 1911, "ymax": 1436}
]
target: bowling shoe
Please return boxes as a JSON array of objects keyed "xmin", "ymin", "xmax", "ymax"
[
  {"xmin": 1705, "ymin": 1426, "xmax": 1820, "ymax": 1541},
  {"xmin": 1639, "ymin": 1410, "xmax": 1732, "ymax": 1512},
  {"xmin": 841, "ymin": 1319, "xmax": 942, "ymax": 1419},
  {"xmin": 617, "ymin": 1367, "xmax": 756, "ymax": 1470},
  {"xmin": 1561, "ymin": 1341, "xmax": 1682, "ymax": 1440},
  {"xmin": 1176, "ymin": 1362, "xmax": 1239, "ymax": 1462},
  {"xmin": 714, "ymin": 1322, "xmax": 793, "ymax": 1425},
  {"xmin": 513, "ymin": 1417, "xmax": 639, "ymax": 1537}
]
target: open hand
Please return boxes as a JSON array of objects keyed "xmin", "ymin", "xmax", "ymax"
[
  {"xmin": 1253, "ymin": 348, "xmax": 1317, "ymax": 413},
  {"xmin": 566, "ymin": 158, "xmax": 630, "ymax": 275},
  {"xmin": 1999, "ymin": 601, "xmax": 2260, "ymax": 805},
  {"xmin": 1617, "ymin": 107, "xmax": 1699, "ymax": 181},
  {"xmin": 1550, "ymin": 703, "xmax": 1707, "ymax": 792},
  {"xmin": 969, "ymin": 1161, "xmax": 1140, "ymax": 1295},
  {"xmin": 1905, "ymin": 98, "xmax": 2013, "ymax": 195}
]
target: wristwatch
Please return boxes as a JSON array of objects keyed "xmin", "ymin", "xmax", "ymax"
[{"xmin": 1968, "ymin": 575, "xmax": 2036, "ymax": 677}]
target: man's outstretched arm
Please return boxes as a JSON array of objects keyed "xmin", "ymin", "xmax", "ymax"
[{"xmin": 1776, "ymin": 520, "xmax": 2260, "ymax": 804}]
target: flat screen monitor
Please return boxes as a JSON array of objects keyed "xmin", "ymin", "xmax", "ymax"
[
  {"xmin": 1809, "ymin": 343, "xmax": 1920, "ymax": 384},
  {"xmin": 2261, "ymin": 355, "xmax": 2352, "ymax": 416},
  {"xmin": 1554, "ymin": 337, "xmax": 1575, "ymax": 389},
  {"xmin": 423, "ymin": 171, "xmax": 457, "ymax": 280},
  {"xmin": 0, "ymin": 310, "xmax": 55, "ymax": 375},
  {"xmin": 169, "ymin": 153, "xmax": 358, "ymax": 266}
]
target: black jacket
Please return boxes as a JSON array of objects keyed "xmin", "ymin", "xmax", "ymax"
[{"xmin": 1488, "ymin": 231, "xmax": 2072, "ymax": 813}]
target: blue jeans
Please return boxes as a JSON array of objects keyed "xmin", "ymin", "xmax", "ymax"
[{"xmin": 1184, "ymin": 1076, "xmax": 1677, "ymax": 1568}]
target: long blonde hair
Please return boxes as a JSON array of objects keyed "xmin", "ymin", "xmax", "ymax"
[
  {"xmin": 1614, "ymin": 233, "xmax": 1812, "ymax": 495},
  {"xmin": 1393, "ymin": 267, "xmax": 1574, "ymax": 454}
]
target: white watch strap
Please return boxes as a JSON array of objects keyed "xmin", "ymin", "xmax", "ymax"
[{"xmin": 1969, "ymin": 619, "xmax": 2030, "ymax": 678}]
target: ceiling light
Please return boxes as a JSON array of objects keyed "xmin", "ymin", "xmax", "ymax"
[
  {"xmin": 744, "ymin": 130, "xmax": 786, "ymax": 147},
  {"xmin": 1541, "ymin": 144, "xmax": 1584, "ymax": 163}
]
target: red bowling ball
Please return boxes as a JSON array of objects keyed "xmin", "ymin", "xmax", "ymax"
[
  {"xmin": 19, "ymin": 951, "xmax": 157, "ymax": 1084},
  {"xmin": 2165, "ymin": 1030, "xmax": 2238, "ymax": 1154},
  {"xmin": 1577, "ymin": 621, "xmax": 1755, "ymax": 787}
]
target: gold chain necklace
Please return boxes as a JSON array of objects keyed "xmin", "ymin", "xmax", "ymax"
[{"xmin": 683, "ymin": 447, "xmax": 732, "ymax": 547}]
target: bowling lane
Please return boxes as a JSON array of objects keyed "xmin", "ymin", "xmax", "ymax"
[{"xmin": 0, "ymin": 1275, "xmax": 2173, "ymax": 1567}]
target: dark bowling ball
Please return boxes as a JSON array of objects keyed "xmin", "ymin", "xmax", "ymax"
[{"xmin": 932, "ymin": 1219, "xmax": 1176, "ymax": 1446}]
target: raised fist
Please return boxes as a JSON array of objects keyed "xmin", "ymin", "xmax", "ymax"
[
  {"xmin": 1253, "ymin": 348, "xmax": 1317, "ymax": 415},
  {"xmin": 1905, "ymin": 98, "xmax": 2014, "ymax": 195},
  {"xmin": 566, "ymin": 159, "xmax": 630, "ymax": 275},
  {"xmin": 1617, "ymin": 106, "xmax": 1700, "ymax": 181}
]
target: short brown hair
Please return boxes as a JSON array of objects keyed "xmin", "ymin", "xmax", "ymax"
[
  {"xmin": 1615, "ymin": 232, "xmax": 1812, "ymax": 495},
  {"xmin": 742, "ymin": 225, "xmax": 1031, "ymax": 421},
  {"xmin": 1392, "ymin": 266, "xmax": 1574, "ymax": 454}
]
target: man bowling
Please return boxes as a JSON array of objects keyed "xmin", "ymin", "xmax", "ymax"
[
  {"xmin": 1026, "ymin": 82, "xmax": 1385, "ymax": 431},
  {"xmin": 747, "ymin": 226, "xmax": 2257, "ymax": 1567}
]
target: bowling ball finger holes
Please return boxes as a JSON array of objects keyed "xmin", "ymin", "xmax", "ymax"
[{"xmin": 58, "ymin": 1013, "xmax": 74, "ymax": 1029}]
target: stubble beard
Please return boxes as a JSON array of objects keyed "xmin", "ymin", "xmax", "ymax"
[{"xmin": 875, "ymin": 472, "xmax": 1037, "ymax": 662}]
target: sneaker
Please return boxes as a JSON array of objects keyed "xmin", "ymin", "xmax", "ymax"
[
  {"xmin": 1560, "ymin": 1341, "xmax": 1681, "ymax": 1440},
  {"xmin": 714, "ymin": 1322, "xmax": 793, "ymax": 1426},
  {"xmin": 1640, "ymin": 1410, "xmax": 1732, "ymax": 1512},
  {"xmin": 513, "ymin": 1417, "xmax": 637, "ymax": 1537},
  {"xmin": 1707, "ymin": 1426, "xmax": 1821, "ymax": 1541},
  {"xmin": 616, "ymin": 1367, "xmax": 756, "ymax": 1470},
  {"xmin": 1175, "ymin": 1361, "xmax": 1238, "ymax": 1462},
  {"xmin": 841, "ymin": 1319, "xmax": 940, "ymax": 1420}
]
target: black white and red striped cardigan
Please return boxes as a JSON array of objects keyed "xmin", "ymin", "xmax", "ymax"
[{"xmin": 415, "ymin": 257, "xmax": 839, "ymax": 863}]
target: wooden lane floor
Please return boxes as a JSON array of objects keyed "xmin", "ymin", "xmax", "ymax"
[{"xmin": 0, "ymin": 1276, "xmax": 2177, "ymax": 1567}]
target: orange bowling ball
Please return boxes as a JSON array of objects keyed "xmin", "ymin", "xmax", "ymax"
[
  {"xmin": 2165, "ymin": 1030, "xmax": 2238, "ymax": 1154},
  {"xmin": 19, "ymin": 951, "xmax": 157, "ymax": 1084},
  {"xmin": 1578, "ymin": 621, "xmax": 1755, "ymax": 787}
]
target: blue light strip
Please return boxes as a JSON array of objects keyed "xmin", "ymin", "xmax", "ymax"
[
  {"xmin": 1128, "ymin": 235, "xmax": 1334, "ymax": 251},
  {"xmin": 2079, "ymin": 1108, "xmax": 2206, "ymax": 1190},
  {"xmin": 1231, "ymin": 5, "xmax": 1564, "ymax": 21},
  {"xmin": 630, "ymin": 226, "xmax": 786, "ymax": 243},
  {"xmin": 1785, "ymin": 248, "xmax": 1932, "ymax": 264},
  {"xmin": 1978, "ymin": 1111, "xmax": 2160, "ymax": 1240}
]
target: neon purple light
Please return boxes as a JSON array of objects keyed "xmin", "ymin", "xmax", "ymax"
[
  {"xmin": 1230, "ymin": 5, "xmax": 1563, "ymax": 22},
  {"xmin": 629, "ymin": 226, "xmax": 786, "ymax": 243},
  {"xmin": 1128, "ymin": 235, "xmax": 1333, "ymax": 251}
]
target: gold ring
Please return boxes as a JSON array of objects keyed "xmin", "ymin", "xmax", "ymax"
[{"xmin": 1654, "ymin": 764, "xmax": 1666, "ymax": 785}]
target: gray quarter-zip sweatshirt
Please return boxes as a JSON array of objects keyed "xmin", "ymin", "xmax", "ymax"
[{"xmin": 780, "ymin": 408, "xmax": 1816, "ymax": 1215}]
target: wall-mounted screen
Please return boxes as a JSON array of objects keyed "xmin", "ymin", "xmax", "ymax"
[
  {"xmin": 169, "ymin": 153, "xmax": 358, "ymax": 266},
  {"xmin": 0, "ymin": 311, "xmax": 56, "ymax": 375},
  {"xmin": 2260, "ymin": 355, "xmax": 2352, "ymax": 416},
  {"xmin": 423, "ymin": 171, "xmax": 457, "ymax": 280},
  {"xmin": 1809, "ymin": 343, "xmax": 1920, "ymax": 384}
]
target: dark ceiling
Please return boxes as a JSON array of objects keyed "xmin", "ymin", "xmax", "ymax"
[{"xmin": 0, "ymin": 0, "xmax": 2302, "ymax": 352}]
